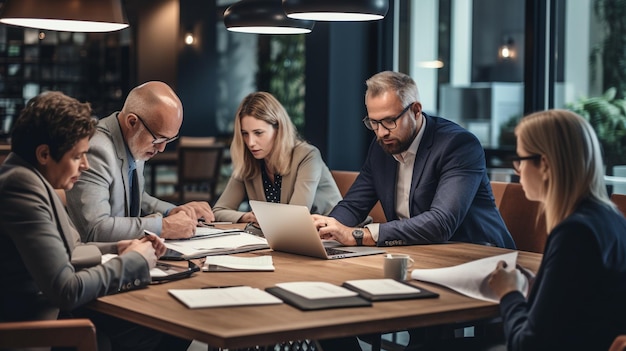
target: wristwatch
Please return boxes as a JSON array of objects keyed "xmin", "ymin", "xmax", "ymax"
[{"xmin": 352, "ymin": 229, "xmax": 364, "ymax": 246}]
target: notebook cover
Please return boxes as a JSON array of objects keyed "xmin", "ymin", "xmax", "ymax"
[
  {"xmin": 341, "ymin": 280, "xmax": 439, "ymax": 301},
  {"xmin": 265, "ymin": 287, "xmax": 372, "ymax": 311}
]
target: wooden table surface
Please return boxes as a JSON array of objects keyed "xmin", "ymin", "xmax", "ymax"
[{"xmin": 89, "ymin": 242, "xmax": 542, "ymax": 349}]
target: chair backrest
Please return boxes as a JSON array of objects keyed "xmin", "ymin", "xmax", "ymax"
[
  {"xmin": 491, "ymin": 181, "xmax": 547, "ymax": 253},
  {"xmin": 176, "ymin": 137, "xmax": 225, "ymax": 204},
  {"xmin": 0, "ymin": 319, "xmax": 97, "ymax": 351},
  {"xmin": 611, "ymin": 193, "xmax": 626, "ymax": 217},
  {"xmin": 331, "ymin": 170, "xmax": 386, "ymax": 223}
]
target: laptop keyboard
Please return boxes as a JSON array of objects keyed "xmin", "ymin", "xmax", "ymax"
[{"xmin": 325, "ymin": 247, "xmax": 350, "ymax": 256}]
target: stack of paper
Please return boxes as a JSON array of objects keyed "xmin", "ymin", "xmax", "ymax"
[
  {"xmin": 164, "ymin": 232, "xmax": 270, "ymax": 259},
  {"xmin": 169, "ymin": 286, "xmax": 282, "ymax": 309},
  {"xmin": 203, "ymin": 255, "xmax": 275, "ymax": 272}
]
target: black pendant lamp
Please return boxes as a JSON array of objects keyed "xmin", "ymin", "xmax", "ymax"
[
  {"xmin": 224, "ymin": 0, "xmax": 314, "ymax": 35},
  {"xmin": 282, "ymin": 0, "xmax": 389, "ymax": 21},
  {"xmin": 0, "ymin": 0, "xmax": 128, "ymax": 32}
]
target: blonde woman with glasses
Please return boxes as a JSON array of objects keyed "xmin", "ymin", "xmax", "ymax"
[{"xmin": 488, "ymin": 109, "xmax": 626, "ymax": 350}]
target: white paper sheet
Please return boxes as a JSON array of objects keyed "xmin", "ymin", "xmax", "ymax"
[
  {"xmin": 410, "ymin": 252, "xmax": 528, "ymax": 303},
  {"xmin": 168, "ymin": 286, "xmax": 282, "ymax": 309},
  {"xmin": 343, "ymin": 279, "xmax": 421, "ymax": 295},
  {"xmin": 275, "ymin": 282, "xmax": 358, "ymax": 299}
]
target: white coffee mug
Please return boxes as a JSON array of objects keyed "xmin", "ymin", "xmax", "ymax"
[{"xmin": 383, "ymin": 253, "xmax": 415, "ymax": 280}]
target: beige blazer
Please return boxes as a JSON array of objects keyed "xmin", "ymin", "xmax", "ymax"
[{"xmin": 213, "ymin": 142, "xmax": 341, "ymax": 223}]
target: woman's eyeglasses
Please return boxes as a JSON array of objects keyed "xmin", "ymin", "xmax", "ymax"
[{"xmin": 510, "ymin": 154, "xmax": 541, "ymax": 173}]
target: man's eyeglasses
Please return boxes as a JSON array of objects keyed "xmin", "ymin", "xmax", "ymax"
[
  {"xmin": 134, "ymin": 113, "xmax": 179, "ymax": 145},
  {"xmin": 510, "ymin": 154, "xmax": 541, "ymax": 173},
  {"xmin": 362, "ymin": 103, "xmax": 414, "ymax": 131}
]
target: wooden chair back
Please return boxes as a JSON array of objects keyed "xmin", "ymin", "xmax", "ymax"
[
  {"xmin": 610, "ymin": 193, "xmax": 626, "ymax": 217},
  {"xmin": 164, "ymin": 137, "xmax": 225, "ymax": 205},
  {"xmin": 0, "ymin": 319, "xmax": 97, "ymax": 351},
  {"xmin": 331, "ymin": 170, "xmax": 386, "ymax": 223},
  {"xmin": 491, "ymin": 181, "xmax": 547, "ymax": 253}
]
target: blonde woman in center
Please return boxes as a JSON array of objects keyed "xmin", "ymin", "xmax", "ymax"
[{"xmin": 213, "ymin": 91, "xmax": 341, "ymax": 224}]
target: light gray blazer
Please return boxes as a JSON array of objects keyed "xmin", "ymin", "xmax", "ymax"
[
  {"xmin": 213, "ymin": 142, "xmax": 342, "ymax": 223},
  {"xmin": 66, "ymin": 113, "xmax": 175, "ymax": 242},
  {"xmin": 0, "ymin": 153, "xmax": 150, "ymax": 322}
]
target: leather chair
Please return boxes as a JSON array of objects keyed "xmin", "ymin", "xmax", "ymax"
[
  {"xmin": 161, "ymin": 137, "xmax": 225, "ymax": 205},
  {"xmin": 0, "ymin": 318, "xmax": 97, "ymax": 351},
  {"xmin": 330, "ymin": 170, "xmax": 386, "ymax": 223},
  {"xmin": 610, "ymin": 335, "xmax": 626, "ymax": 351},
  {"xmin": 610, "ymin": 193, "xmax": 626, "ymax": 217},
  {"xmin": 491, "ymin": 181, "xmax": 547, "ymax": 253}
]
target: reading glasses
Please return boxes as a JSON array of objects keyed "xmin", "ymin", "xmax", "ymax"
[
  {"xmin": 510, "ymin": 154, "xmax": 542, "ymax": 173},
  {"xmin": 362, "ymin": 103, "xmax": 414, "ymax": 131},
  {"xmin": 134, "ymin": 113, "xmax": 179, "ymax": 145}
]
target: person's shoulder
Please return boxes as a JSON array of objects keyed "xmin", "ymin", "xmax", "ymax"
[{"xmin": 294, "ymin": 142, "xmax": 321, "ymax": 157}]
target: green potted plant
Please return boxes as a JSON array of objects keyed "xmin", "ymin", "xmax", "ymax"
[{"xmin": 566, "ymin": 87, "xmax": 626, "ymax": 173}]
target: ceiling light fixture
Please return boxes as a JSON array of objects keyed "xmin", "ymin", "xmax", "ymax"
[
  {"xmin": 0, "ymin": 0, "xmax": 129, "ymax": 33},
  {"xmin": 224, "ymin": 0, "xmax": 314, "ymax": 35},
  {"xmin": 282, "ymin": 0, "xmax": 389, "ymax": 21}
]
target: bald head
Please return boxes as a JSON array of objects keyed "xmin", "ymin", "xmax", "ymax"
[{"xmin": 122, "ymin": 81, "xmax": 183, "ymax": 124}]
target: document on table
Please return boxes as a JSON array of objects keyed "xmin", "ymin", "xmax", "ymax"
[
  {"xmin": 164, "ymin": 232, "xmax": 270, "ymax": 259},
  {"xmin": 203, "ymin": 255, "xmax": 275, "ymax": 272},
  {"xmin": 168, "ymin": 286, "xmax": 283, "ymax": 309},
  {"xmin": 410, "ymin": 251, "xmax": 528, "ymax": 303},
  {"xmin": 274, "ymin": 282, "xmax": 358, "ymax": 299}
]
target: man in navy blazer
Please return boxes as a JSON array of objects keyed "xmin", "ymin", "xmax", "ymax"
[{"xmin": 314, "ymin": 71, "xmax": 515, "ymax": 249}]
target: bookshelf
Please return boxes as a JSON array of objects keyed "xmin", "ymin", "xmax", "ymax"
[{"xmin": 0, "ymin": 25, "xmax": 132, "ymax": 140}]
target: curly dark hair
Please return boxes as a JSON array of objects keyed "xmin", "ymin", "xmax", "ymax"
[{"xmin": 11, "ymin": 91, "xmax": 97, "ymax": 165}]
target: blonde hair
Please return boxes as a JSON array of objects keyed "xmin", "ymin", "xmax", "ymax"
[
  {"xmin": 231, "ymin": 92, "xmax": 301, "ymax": 179},
  {"xmin": 365, "ymin": 71, "xmax": 420, "ymax": 107},
  {"xmin": 515, "ymin": 109, "xmax": 614, "ymax": 231}
]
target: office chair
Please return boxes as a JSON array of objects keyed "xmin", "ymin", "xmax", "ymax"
[
  {"xmin": 0, "ymin": 318, "xmax": 97, "ymax": 351},
  {"xmin": 610, "ymin": 193, "xmax": 626, "ymax": 217},
  {"xmin": 330, "ymin": 170, "xmax": 386, "ymax": 223},
  {"xmin": 491, "ymin": 181, "xmax": 547, "ymax": 253},
  {"xmin": 161, "ymin": 137, "xmax": 225, "ymax": 205}
]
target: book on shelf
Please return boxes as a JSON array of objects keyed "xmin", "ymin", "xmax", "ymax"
[
  {"xmin": 169, "ymin": 286, "xmax": 282, "ymax": 309},
  {"xmin": 162, "ymin": 232, "xmax": 269, "ymax": 260},
  {"xmin": 203, "ymin": 255, "xmax": 275, "ymax": 272}
]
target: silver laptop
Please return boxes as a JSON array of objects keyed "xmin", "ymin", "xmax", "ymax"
[{"xmin": 249, "ymin": 200, "xmax": 385, "ymax": 259}]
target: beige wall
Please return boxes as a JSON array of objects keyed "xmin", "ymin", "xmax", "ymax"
[{"xmin": 136, "ymin": 0, "xmax": 178, "ymax": 89}]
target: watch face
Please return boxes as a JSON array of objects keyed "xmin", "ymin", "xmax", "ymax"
[{"xmin": 352, "ymin": 229, "xmax": 364, "ymax": 238}]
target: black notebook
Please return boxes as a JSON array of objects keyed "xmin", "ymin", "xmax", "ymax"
[
  {"xmin": 341, "ymin": 279, "xmax": 439, "ymax": 301},
  {"xmin": 265, "ymin": 282, "xmax": 371, "ymax": 311}
]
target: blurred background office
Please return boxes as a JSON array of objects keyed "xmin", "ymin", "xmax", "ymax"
[{"xmin": 0, "ymin": 0, "xmax": 624, "ymax": 194}]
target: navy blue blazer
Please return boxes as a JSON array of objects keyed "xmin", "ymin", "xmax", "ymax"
[
  {"xmin": 500, "ymin": 199, "xmax": 626, "ymax": 350},
  {"xmin": 330, "ymin": 114, "xmax": 515, "ymax": 248}
]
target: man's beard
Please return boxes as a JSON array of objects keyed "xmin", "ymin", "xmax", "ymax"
[{"xmin": 377, "ymin": 136, "xmax": 413, "ymax": 155}]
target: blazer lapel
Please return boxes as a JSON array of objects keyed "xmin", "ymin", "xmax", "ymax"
[{"xmin": 409, "ymin": 114, "xmax": 435, "ymax": 217}]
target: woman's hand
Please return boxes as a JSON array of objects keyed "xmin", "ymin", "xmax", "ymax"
[
  {"xmin": 488, "ymin": 261, "xmax": 525, "ymax": 299},
  {"xmin": 239, "ymin": 211, "xmax": 257, "ymax": 223}
]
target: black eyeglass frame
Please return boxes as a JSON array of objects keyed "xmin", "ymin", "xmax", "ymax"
[
  {"xmin": 510, "ymin": 154, "xmax": 542, "ymax": 173},
  {"xmin": 362, "ymin": 103, "xmax": 414, "ymax": 131},
  {"xmin": 133, "ymin": 113, "xmax": 179, "ymax": 145}
]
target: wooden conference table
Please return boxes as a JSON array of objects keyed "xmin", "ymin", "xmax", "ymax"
[{"xmin": 89, "ymin": 240, "xmax": 542, "ymax": 349}]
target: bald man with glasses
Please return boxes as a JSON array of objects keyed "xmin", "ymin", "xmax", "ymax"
[
  {"xmin": 314, "ymin": 71, "xmax": 515, "ymax": 250},
  {"xmin": 66, "ymin": 81, "xmax": 215, "ymax": 242}
]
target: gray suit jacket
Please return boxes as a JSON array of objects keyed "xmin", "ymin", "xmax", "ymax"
[
  {"xmin": 66, "ymin": 113, "xmax": 175, "ymax": 242},
  {"xmin": 0, "ymin": 153, "xmax": 150, "ymax": 322},
  {"xmin": 213, "ymin": 142, "xmax": 342, "ymax": 223}
]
